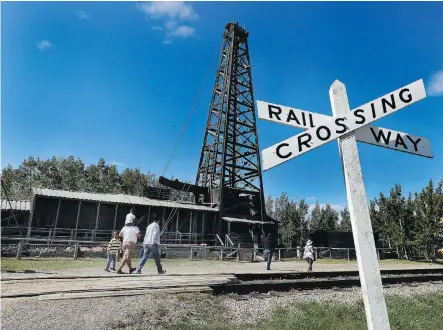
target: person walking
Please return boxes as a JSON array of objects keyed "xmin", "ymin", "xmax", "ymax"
[
  {"xmin": 117, "ymin": 209, "xmax": 141, "ymax": 274},
  {"xmin": 135, "ymin": 214, "xmax": 166, "ymax": 275},
  {"xmin": 104, "ymin": 231, "xmax": 121, "ymax": 272},
  {"xmin": 264, "ymin": 232, "xmax": 276, "ymax": 271},
  {"xmin": 303, "ymin": 239, "xmax": 315, "ymax": 272}
]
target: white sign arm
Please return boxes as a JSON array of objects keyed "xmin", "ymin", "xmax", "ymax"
[{"xmin": 261, "ymin": 79, "xmax": 427, "ymax": 171}]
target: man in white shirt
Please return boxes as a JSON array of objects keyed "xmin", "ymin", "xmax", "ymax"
[
  {"xmin": 117, "ymin": 209, "xmax": 141, "ymax": 274},
  {"xmin": 135, "ymin": 214, "xmax": 166, "ymax": 274}
]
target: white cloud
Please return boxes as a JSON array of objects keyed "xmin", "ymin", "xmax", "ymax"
[
  {"xmin": 305, "ymin": 197, "xmax": 317, "ymax": 201},
  {"xmin": 75, "ymin": 10, "xmax": 90, "ymax": 20},
  {"xmin": 136, "ymin": 1, "xmax": 198, "ymax": 44},
  {"xmin": 36, "ymin": 40, "xmax": 53, "ymax": 52},
  {"xmin": 110, "ymin": 161, "xmax": 125, "ymax": 167},
  {"xmin": 427, "ymin": 70, "xmax": 443, "ymax": 96},
  {"xmin": 137, "ymin": 1, "xmax": 198, "ymax": 21}
]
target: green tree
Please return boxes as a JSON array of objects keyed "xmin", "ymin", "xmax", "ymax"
[
  {"xmin": 296, "ymin": 199, "xmax": 310, "ymax": 246},
  {"xmin": 265, "ymin": 195, "xmax": 275, "ymax": 218},
  {"xmin": 340, "ymin": 207, "xmax": 352, "ymax": 232},
  {"xmin": 413, "ymin": 179, "xmax": 443, "ymax": 261},
  {"xmin": 321, "ymin": 204, "xmax": 339, "ymax": 231},
  {"xmin": 274, "ymin": 192, "xmax": 293, "ymax": 246},
  {"xmin": 1, "ymin": 165, "xmax": 20, "ymax": 200},
  {"xmin": 59, "ymin": 156, "xmax": 87, "ymax": 191},
  {"xmin": 310, "ymin": 202, "xmax": 322, "ymax": 232}
]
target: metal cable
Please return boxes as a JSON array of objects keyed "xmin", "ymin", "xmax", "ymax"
[{"xmin": 158, "ymin": 54, "xmax": 218, "ymax": 235}]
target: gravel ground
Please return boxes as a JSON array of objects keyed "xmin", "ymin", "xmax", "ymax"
[{"xmin": 2, "ymin": 282, "xmax": 443, "ymax": 330}]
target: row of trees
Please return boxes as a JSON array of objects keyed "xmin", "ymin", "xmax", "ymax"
[
  {"xmin": 265, "ymin": 194, "xmax": 352, "ymax": 247},
  {"xmin": 2, "ymin": 156, "xmax": 442, "ymax": 259},
  {"xmin": 265, "ymin": 180, "xmax": 443, "ymax": 260},
  {"xmin": 1, "ymin": 156, "xmax": 194, "ymax": 202},
  {"xmin": 369, "ymin": 182, "xmax": 443, "ymax": 260}
]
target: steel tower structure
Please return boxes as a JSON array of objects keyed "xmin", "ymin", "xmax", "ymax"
[{"xmin": 195, "ymin": 22, "xmax": 266, "ymax": 223}]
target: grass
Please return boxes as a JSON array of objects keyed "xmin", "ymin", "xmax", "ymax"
[{"xmin": 165, "ymin": 293, "xmax": 443, "ymax": 330}]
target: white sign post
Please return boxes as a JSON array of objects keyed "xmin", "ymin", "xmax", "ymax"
[
  {"xmin": 329, "ymin": 80, "xmax": 389, "ymax": 330},
  {"xmin": 258, "ymin": 79, "xmax": 430, "ymax": 330}
]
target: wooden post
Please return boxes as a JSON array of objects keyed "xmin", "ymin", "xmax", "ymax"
[
  {"xmin": 189, "ymin": 211, "xmax": 193, "ymax": 244},
  {"xmin": 278, "ymin": 249, "xmax": 281, "ymax": 261},
  {"xmin": 237, "ymin": 243, "xmax": 240, "ymax": 262},
  {"xmin": 147, "ymin": 206, "xmax": 151, "ymax": 229},
  {"xmin": 330, "ymin": 249, "xmax": 332, "ymax": 259},
  {"xmin": 16, "ymin": 239, "xmax": 24, "ymax": 259},
  {"xmin": 113, "ymin": 203, "xmax": 119, "ymax": 231},
  {"xmin": 74, "ymin": 241, "xmax": 79, "ymax": 259},
  {"xmin": 347, "ymin": 248, "xmax": 350, "ymax": 261},
  {"xmin": 330, "ymin": 80, "xmax": 390, "ymax": 330},
  {"xmin": 176, "ymin": 209, "xmax": 179, "ymax": 240},
  {"xmin": 27, "ymin": 198, "xmax": 36, "ymax": 237},
  {"xmin": 194, "ymin": 213, "xmax": 198, "ymax": 244},
  {"xmin": 94, "ymin": 202, "xmax": 101, "ymax": 241},
  {"xmin": 201, "ymin": 212, "xmax": 206, "ymax": 244},
  {"xmin": 228, "ymin": 221, "xmax": 231, "ymax": 235},
  {"xmin": 53, "ymin": 199, "xmax": 62, "ymax": 238},
  {"xmin": 190, "ymin": 247, "xmax": 193, "ymax": 260},
  {"xmin": 74, "ymin": 201, "xmax": 82, "ymax": 240},
  {"xmin": 162, "ymin": 207, "xmax": 166, "ymax": 230}
]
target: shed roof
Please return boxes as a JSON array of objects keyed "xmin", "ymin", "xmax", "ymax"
[
  {"xmin": 32, "ymin": 188, "xmax": 218, "ymax": 212},
  {"xmin": 0, "ymin": 200, "xmax": 31, "ymax": 211}
]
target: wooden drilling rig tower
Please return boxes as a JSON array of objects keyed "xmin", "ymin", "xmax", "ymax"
[{"xmin": 160, "ymin": 22, "xmax": 277, "ymax": 237}]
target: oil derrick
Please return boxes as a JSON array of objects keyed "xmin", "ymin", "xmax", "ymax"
[
  {"xmin": 195, "ymin": 22, "xmax": 266, "ymax": 223},
  {"xmin": 159, "ymin": 22, "xmax": 274, "ymax": 235}
]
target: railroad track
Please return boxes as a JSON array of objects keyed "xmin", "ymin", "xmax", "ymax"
[
  {"xmin": 210, "ymin": 268, "xmax": 443, "ymax": 295},
  {"xmin": 210, "ymin": 273, "xmax": 443, "ymax": 295}
]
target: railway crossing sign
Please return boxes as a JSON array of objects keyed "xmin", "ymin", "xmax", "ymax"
[
  {"xmin": 259, "ymin": 79, "xmax": 429, "ymax": 171},
  {"xmin": 257, "ymin": 104, "xmax": 433, "ymax": 160},
  {"xmin": 257, "ymin": 78, "xmax": 430, "ymax": 330}
]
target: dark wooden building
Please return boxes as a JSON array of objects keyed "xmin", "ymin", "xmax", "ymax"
[
  {"xmin": 0, "ymin": 188, "xmax": 271, "ymax": 246},
  {"xmin": 1, "ymin": 200, "xmax": 31, "ymax": 237}
]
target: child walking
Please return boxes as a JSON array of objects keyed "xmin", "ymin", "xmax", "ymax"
[{"xmin": 105, "ymin": 231, "xmax": 122, "ymax": 272}]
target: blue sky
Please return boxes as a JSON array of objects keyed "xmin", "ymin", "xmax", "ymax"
[{"xmin": 2, "ymin": 1, "xmax": 443, "ymax": 212}]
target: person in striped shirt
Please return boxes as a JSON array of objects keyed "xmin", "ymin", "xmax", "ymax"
[
  {"xmin": 105, "ymin": 231, "xmax": 122, "ymax": 272},
  {"xmin": 135, "ymin": 214, "xmax": 166, "ymax": 274}
]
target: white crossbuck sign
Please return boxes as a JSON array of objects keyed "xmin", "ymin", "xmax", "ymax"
[
  {"xmin": 258, "ymin": 79, "xmax": 432, "ymax": 171},
  {"xmin": 257, "ymin": 78, "xmax": 432, "ymax": 330}
]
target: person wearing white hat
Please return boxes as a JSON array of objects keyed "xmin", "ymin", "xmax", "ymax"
[
  {"xmin": 303, "ymin": 239, "xmax": 315, "ymax": 272},
  {"xmin": 117, "ymin": 208, "xmax": 141, "ymax": 274}
]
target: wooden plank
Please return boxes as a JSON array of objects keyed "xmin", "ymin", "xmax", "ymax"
[
  {"xmin": 94, "ymin": 202, "xmax": 101, "ymax": 238},
  {"xmin": 1, "ymin": 275, "xmax": 236, "ymax": 288},
  {"xmin": 113, "ymin": 203, "xmax": 118, "ymax": 231},
  {"xmin": 74, "ymin": 201, "xmax": 82, "ymax": 239},
  {"xmin": 2, "ymin": 280, "xmax": 227, "ymax": 298},
  {"xmin": 53, "ymin": 199, "xmax": 62, "ymax": 238},
  {"xmin": 38, "ymin": 286, "xmax": 213, "ymax": 301},
  {"xmin": 1, "ymin": 277, "xmax": 237, "ymax": 297}
]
